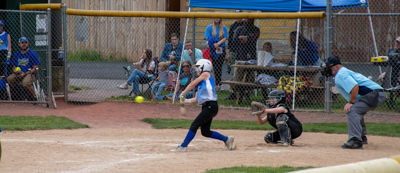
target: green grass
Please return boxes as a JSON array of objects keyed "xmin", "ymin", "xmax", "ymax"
[
  {"xmin": 69, "ymin": 85, "xmax": 91, "ymax": 91},
  {"xmin": 0, "ymin": 115, "xmax": 89, "ymax": 131},
  {"xmin": 205, "ymin": 166, "xmax": 312, "ymax": 173},
  {"xmin": 142, "ymin": 118, "xmax": 400, "ymax": 137},
  {"xmin": 68, "ymin": 49, "xmax": 129, "ymax": 62}
]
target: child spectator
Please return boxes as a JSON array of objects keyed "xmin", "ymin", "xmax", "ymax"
[
  {"xmin": 166, "ymin": 61, "xmax": 194, "ymax": 101},
  {"xmin": 151, "ymin": 62, "xmax": 169, "ymax": 100}
]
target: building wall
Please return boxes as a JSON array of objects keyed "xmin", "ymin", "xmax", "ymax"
[{"xmin": 63, "ymin": 0, "xmax": 167, "ymax": 61}]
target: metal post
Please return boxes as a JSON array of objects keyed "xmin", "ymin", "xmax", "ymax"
[
  {"xmin": 62, "ymin": 3, "xmax": 68, "ymax": 102},
  {"xmin": 172, "ymin": 6, "xmax": 191, "ymax": 104},
  {"xmin": 47, "ymin": 8, "xmax": 53, "ymax": 108},
  {"xmin": 192, "ymin": 18, "xmax": 196, "ymax": 52},
  {"xmin": 325, "ymin": 0, "xmax": 332, "ymax": 113}
]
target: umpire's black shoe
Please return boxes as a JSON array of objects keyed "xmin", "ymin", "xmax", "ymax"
[
  {"xmin": 341, "ymin": 137, "xmax": 363, "ymax": 149},
  {"xmin": 362, "ymin": 136, "xmax": 368, "ymax": 144}
]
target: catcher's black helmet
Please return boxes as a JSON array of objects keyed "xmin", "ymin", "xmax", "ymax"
[{"xmin": 267, "ymin": 90, "xmax": 286, "ymax": 107}]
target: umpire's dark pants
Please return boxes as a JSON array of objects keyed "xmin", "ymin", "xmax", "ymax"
[
  {"xmin": 189, "ymin": 101, "xmax": 218, "ymax": 137},
  {"xmin": 347, "ymin": 91, "xmax": 386, "ymax": 141}
]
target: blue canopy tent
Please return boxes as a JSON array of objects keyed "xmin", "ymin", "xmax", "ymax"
[
  {"xmin": 189, "ymin": 0, "xmax": 368, "ymax": 12},
  {"xmin": 173, "ymin": 0, "xmax": 370, "ymax": 111}
]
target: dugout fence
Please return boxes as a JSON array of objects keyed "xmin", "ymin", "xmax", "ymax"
[
  {"xmin": 14, "ymin": 1, "xmax": 400, "ymax": 114},
  {"xmin": 0, "ymin": 9, "xmax": 56, "ymax": 108}
]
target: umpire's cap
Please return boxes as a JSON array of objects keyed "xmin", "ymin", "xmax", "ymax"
[
  {"xmin": 0, "ymin": 19, "xmax": 4, "ymax": 26},
  {"xmin": 326, "ymin": 56, "xmax": 341, "ymax": 66}
]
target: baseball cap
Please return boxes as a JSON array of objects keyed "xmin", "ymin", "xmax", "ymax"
[
  {"xmin": 19, "ymin": 37, "xmax": 29, "ymax": 43},
  {"xmin": 0, "ymin": 20, "xmax": 4, "ymax": 26},
  {"xmin": 396, "ymin": 36, "xmax": 400, "ymax": 43},
  {"xmin": 325, "ymin": 56, "xmax": 341, "ymax": 66}
]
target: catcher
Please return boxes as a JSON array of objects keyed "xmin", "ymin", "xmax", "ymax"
[{"xmin": 251, "ymin": 90, "xmax": 303, "ymax": 146}]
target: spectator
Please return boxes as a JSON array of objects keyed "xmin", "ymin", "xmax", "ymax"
[
  {"xmin": 387, "ymin": 36, "xmax": 400, "ymax": 87},
  {"xmin": 290, "ymin": 31, "xmax": 320, "ymax": 66},
  {"xmin": 226, "ymin": 18, "xmax": 260, "ymax": 100},
  {"xmin": 181, "ymin": 40, "xmax": 203, "ymax": 66},
  {"xmin": 227, "ymin": 17, "xmax": 244, "ymax": 73},
  {"xmin": 118, "ymin": 49, "xmax": 155, "ymax": 97},
  {"xmin": 261, "ymin": 42, "xmax": 274, "ymax": 66},
  {"xmin": 151, "ymin": 62, "xmax": 169, "ymax": 100},
  {"xmin": 204, "ymin": 18, "xmax": 228, "ymax": 89},
  {"xmin": 0, "ymin": 19, "xmax": 12, "ymax": 77},
  {"xmin": 161, "ymin": 33, "xmax": 183, "ymax": 71},
  {"xmin": 234, "ymin": 18, "xmax": 260, "ymax": 61},
  {"xmin": 7, "ymin": 37, "xmax": 39, "ymax": 100},
  {"xmin": 166, "ymin": 61, "xmax": 194, "ymax": 101},
  {"xmin": 324, "ymin": 56, "xmax": 386, "ymax": 149}
]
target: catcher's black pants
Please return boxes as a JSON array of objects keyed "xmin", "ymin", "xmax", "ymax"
[
  {"xmin": 189, "ymin": 101, "xmax": 218, "ymax": 137},
  {"xmin": 269, "ymin": 115, "xmax": 303, "ymax": 142}
]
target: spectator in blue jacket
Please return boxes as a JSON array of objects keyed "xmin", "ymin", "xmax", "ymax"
[
  {"xmin": 290, "ymin": 31, "xmax": 320, "ymax": 66},
  {"xmin": 161, "ymin": 33, "xmax": 183, "ymax": 71}
]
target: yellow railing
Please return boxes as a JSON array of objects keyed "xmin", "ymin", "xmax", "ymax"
[{"xmin": 20, "ymin": 3, "xmax": 325, "ymax": 19}]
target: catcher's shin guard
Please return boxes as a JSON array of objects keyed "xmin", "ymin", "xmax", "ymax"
[{"xmin": 276, "ymin": 114, "xmax": 291, "ymax": 145}]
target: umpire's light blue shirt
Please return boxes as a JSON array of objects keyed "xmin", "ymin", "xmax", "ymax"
[{"xmin": 334, "ymin": 67, "xmax": 383, "ymax": 102}]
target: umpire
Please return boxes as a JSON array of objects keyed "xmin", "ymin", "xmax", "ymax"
[{"xmin": 324, "ymin": 56, "xmax": 386, "ymax": 149}]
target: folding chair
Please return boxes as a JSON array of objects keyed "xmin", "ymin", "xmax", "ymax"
[{"xmin": 126, "ymin": 57, "xmax": 159, "ymax": 97}]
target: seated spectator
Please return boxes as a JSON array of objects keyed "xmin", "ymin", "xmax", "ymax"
[
  {"xmin": 161, "ymin": 33, "xmax": 183, "ymax": 71},
  {"xmin": 289, "ymin": 31, "xmax": 320, "ymax": 66},
  {"xmin": 166, "ymin": 61, "xmax": 194, "ymax": 100},
  {"xmin": 7, "ymin": 37, "xmax": 39, "ymax": 100},
  {"xmin": 151, "ymin": 62, "xmax": 169, "ymax": 100},
  {"xmin": 258, "ymin": 42, "xmax": 275, "ymax": 66},
  {"xmin": 118, "ymin": 49, "xmax": 155, "ymax": 97},
  {"xmin": 181, "ymin": 40, "xmax": 203, "ymax": 66}
]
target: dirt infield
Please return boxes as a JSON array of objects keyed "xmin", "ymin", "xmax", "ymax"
[{"xmin": 0, "ymin": 99, "xmax": 400, "ymax": 173}]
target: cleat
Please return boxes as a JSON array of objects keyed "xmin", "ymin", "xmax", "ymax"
[
  {"xmin": 175, "ymin": 146, "xmax": 187, "ymax": 152},
  {"xmin": 225, "ymin": 136, "xmax": 235, "ymax": 150}
]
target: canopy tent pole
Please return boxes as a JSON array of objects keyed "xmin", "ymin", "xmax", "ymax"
[
  {"xmin": 291, "ymin": 0, "xmax": 302, "ymax": 110},
  {"xmin": 367, "ymin": 6, "xmax": 382, "ymax": 74},
  {"xmin": 172, "ymin": 5, "xmax": 191, "ymax": 104}
]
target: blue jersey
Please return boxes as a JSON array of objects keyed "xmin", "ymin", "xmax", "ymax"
[
  {"xmin": 196, "ymin": 73, "xmax": 217, "ymax": 104},
  {"xmin": 12, "ymin": 49, "xmax": 40, "ymax": 73},
  {"xmin": 334, "ymin": 67, "xmax": 383, "ymax": 101},
  {"xmin": 0, "ymin": 31, "xmax": 9, "ymax": 51}
]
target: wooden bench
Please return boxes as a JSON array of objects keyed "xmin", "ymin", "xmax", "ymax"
[{"xmin": 221, "ymin": 80, "xmax": 277, "ymax": 104}]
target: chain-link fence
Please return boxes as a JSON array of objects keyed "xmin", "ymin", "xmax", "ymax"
[
  {"xmin": 0, "ymin": 9, "xmax": 54, "ymax": 107},
  {"xmin": 11, "ymin": 1, "xmax": 400, "ymax": 114}
]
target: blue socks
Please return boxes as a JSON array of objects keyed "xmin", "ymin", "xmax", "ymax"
[
  {"xmin": 210, "ymin": 131, "xmax": 228, "ymax": 142},
  {"xmin": 180, "ymin": 130, "xmax": 196, "ymax": 147},
  {"xmin": 180, "ymin": 130, "xmax": 228, "ymax": 147}
]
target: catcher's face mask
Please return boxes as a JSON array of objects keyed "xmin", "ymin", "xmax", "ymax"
[
  {"xmin": 267, "ymin": 97, "xmax": 279, "ymax": 106},
  {"xmin": 322, "ymin": 64, "xmax": 335, "ymax": 77}
]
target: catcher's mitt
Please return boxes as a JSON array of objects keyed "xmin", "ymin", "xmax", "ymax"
[{"xmin": 251, "ymin": 101, "xmax": 267, "ymax": 116}]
